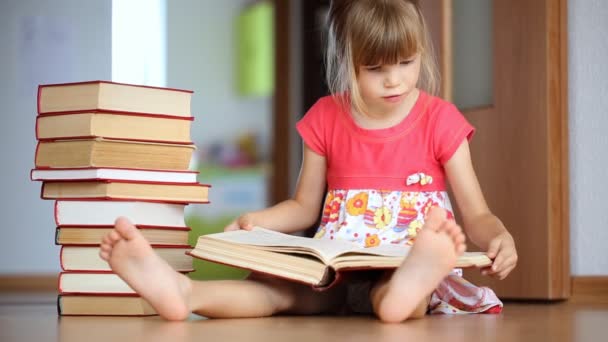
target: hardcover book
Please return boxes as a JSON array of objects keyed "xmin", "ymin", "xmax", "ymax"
[
  {"xmin": 38, "ymin": 81, "xmax": 193, "ymax": 118},
  {"xmin": 36, "ymin": 111, "xmax": 193, "ymax": 143},
  {"xmin": 31, "ymin": 167, "xmax": 199, "ymax": 183},
  {"xmin": 188, "ymin": 227, "xmax": 492, "ymax": 290},
  {"xmin": 60, "ymin": 245, "xmax": 193, "ymax": 272},
  {"xmin": 55, "ymin": 226, "xmax": 190, "ymax": 246},
  {"xmin": 53, "ymin": 200, "xmax": 188, "ymax": 227},
  {"xmin": 35, "ymin": 138, "xmax": 195, "ymax": 171},
  {"xmin": 41, "ymin": 179, "xmax": 210, "ymax": 204},
  {"xmin": 58, "ymin": 294, "xmax": 156, "ymax": 316}
]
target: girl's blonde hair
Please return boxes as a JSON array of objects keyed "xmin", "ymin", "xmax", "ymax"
[{"xmin": 325, "ymin": 0, "xmax": 439, "ymax": 114}]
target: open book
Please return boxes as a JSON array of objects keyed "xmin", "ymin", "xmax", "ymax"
[{"xmin": 188, "ymin": 227, "xmax": 492, "ymax": 290}]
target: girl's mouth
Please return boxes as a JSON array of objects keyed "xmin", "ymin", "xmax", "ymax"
[{"xmin": 383, "ymin": 94, "xmax": 403, "ymax": 103}]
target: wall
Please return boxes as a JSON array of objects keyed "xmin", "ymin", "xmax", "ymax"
[
  {"xmin": 569, "ymin": 0, "xmax": 608, "ymax": 275},
  {"xmin": 166, "ymin": 0, "xmax": 272, "ymax": 152},
  {"xmin": 0, "ymin": 0, "xmax": 112, "ymax": 273}
]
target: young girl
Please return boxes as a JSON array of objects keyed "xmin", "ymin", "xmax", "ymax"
[{"xmin": 100, "ymin": 0, "xmax": 517, "ymax": 323}]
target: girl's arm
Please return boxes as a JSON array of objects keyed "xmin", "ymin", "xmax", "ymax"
[
  {"xmin": 443, "ymin": 139, "xmax": 505, "ymax": 248},
  {"xmin": 224, "ymin": 144, "xmax": 327, "ymax": 234},
  {"xmin": 444, "ymin": 139, "xmax": 518, "ymax": 279}
]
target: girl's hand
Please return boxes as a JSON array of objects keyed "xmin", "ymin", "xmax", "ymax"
[
  {"xmin": 482, "ymin": 232, "xmax": 518, "ymax": 280},
  {"xmin": 223, "ymin": 213, "xmax": 256, "ymax": 232}
]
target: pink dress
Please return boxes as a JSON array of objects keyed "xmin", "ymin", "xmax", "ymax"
[{"xmin": 296, "ymin": 91, "xmax": 502, "ymax": 314}]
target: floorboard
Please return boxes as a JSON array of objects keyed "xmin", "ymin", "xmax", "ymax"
[{"xmin": 1, "ymin": 292, "xmax": 607, "ymax": 342}]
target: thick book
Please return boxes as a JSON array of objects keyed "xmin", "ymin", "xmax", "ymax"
[
  {"xmin": 58, "ymin": 271, "xmax": 190, "ymax": 295},
  {"xmin": 60, "ymin": 245, "xmax": 193, "ymax": 272},
  {"xmin": 36, "ymin": 111, "xmax": 193, "ymax": 143},
  {"xmin": 35, "ymin": 138, "xmax": 195, "ymax": 171},
  {"xmin": 31, "ymin": 167, "xmax": 199, "ymax": 183},
  {"xmin": 38, "ymin": 80, "xmax": 192, "ymax": 118},
  {"xmin": 41, "ymin": 179, "xmax": 210, "ymax": 204},
  {"xmin": 59, "ymin": 271, "xmax": 135, "ymax": 294},
  {"xmin": 56, "ymin": 226, "xmax": 190, "ymax": 246},
  {"xmin": 53, "ymin": 200, "xmax": 188, "ymax": 227},
  {"xmin": 58, "ymin": 294, "xmax": 156, "ymax": 316},
  {"xmin": 188, "ymin": 227, "xmax": 493, "ymax": 290}
]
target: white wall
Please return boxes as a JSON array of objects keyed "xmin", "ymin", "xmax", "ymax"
[
  {"xmin": 569, "ymin": 0, "xmax": 608, "ymax": 275},
  {"xmin": 0, "ymin": 1, "xmax": 111, "ymax": 274},
  {"xmin": 166, "ymin": 0, "xmax": 272, "ymax": 152}
]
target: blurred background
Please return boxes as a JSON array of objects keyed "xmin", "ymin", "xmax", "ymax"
[{"xmin": 0, "ymin": 0, "xmax": 606, "ymax": 293}]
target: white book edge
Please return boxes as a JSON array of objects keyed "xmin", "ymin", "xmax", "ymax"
[{"xmin": 31, "ymin": 168, "xmax": 198, "ymax": 183}]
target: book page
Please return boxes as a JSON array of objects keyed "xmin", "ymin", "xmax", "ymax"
[{"xmin": 204, "ymin": 227, "xmax": 412, "ymax": 263}]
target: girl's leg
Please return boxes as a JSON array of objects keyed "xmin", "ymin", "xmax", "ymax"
[
  {"xmin": 370, "ymin": 273, "xmax": 430, "ymax": 320},
  {"xmin": 369, "ymin": 207, "xmax": 466, "ymax": 323},
  {"xmin": 100, "ymin": 217, "xmax": 344, "ymax": 321},
  {"xmin": 189, "ymin": 273, "xmax": 346, "ymax": 318}
]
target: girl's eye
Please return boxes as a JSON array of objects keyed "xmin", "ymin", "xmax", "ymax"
[
  {"xmin": 365, "ymin": 66, "xmax": 381, "ymax": 71},
  {"xmin": 400, "ymin": 60, "xmax": 413, "ymax": 65}
]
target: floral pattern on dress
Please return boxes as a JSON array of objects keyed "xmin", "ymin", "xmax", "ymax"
[
  {"xmin": 317, "ymin": 189, "xmax": 453, "ymax": 247},
  {"xmin": 314, "ymin": 188, "xmax": 503, "ymax": 315}
]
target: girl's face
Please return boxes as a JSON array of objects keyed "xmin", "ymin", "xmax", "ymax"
[{"xmin": 356, "ymin": 53, "xmax": 421, "ymax": 117}]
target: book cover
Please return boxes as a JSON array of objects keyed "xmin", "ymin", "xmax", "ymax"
[{"xmin": 38, "ymin": 80, "xmax": 193, "ymax": 118}]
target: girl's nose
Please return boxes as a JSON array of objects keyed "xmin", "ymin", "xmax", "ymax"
[{"xmin": 384, "ymin": 69, "xmax": 400, "ymax": 88}]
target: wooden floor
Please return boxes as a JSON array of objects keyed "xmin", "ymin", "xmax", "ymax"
[{"xmin": 1, "ymin": 293, "xmax": 607, "ymax": 342}]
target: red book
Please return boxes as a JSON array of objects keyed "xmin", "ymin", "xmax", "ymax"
[
  {"xmin": 188, "ymin": 227, "xmax": 492, "ymax": 291},
  {"xmin": 55, "ymin": 225, "xmax": 190, "ymax": 246},
  {"xmin": 35, "ymin": 110, "xmax": 193, "ymax": 144},
  {"xmin": 59, "ymin": 245, "xmax": 194, "ymax": 272},
  {"xmin": 52, "ymin": 200, "xmax": 189, "ymax": 227},
  {"xmin": 38, "ymin": 80, "xmax": 193, "ymax": 118},
  {"xmin": 40, "ymin": 179, "xmax": 210, "ymax": 204},
  {"xmin": 31, "ymin": 167, "xmax": 199, "ymax": 183},
  {"xmin": 34, "ymin": 138, "xmax": 196, "ymax": 171},
  {"xmin": 58, "ymin": 271, "xmax": 191, "ymax": 295},
  {"xmin": 57, "ymin": 294, "xmax": 157, "ymax": 316}
]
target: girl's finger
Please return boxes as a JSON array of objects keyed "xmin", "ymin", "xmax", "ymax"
[
  {"xmin": 486, "ymin": 239, "xmax": 502, "ymax": 259},
  {"xmin": 481, "ymin": 266, "xmax": 495, "ymax": 276},
  {"xmin": 491, "ymin": 253, "xmax": 505, "ymax": 272}
]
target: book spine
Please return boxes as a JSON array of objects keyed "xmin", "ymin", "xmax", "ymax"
[
  {"xmin": 35, "ymin": 116, "xmax": 40, "ymax": 140},
  {"xmin": 34, "ymin": 141, "xmax": 41, "ymax": 168},
  {"xmin": 37, "ymin": 84, "xmax": 42, "ymax": 114},
  {"xmin": 56, "ymin": 295, "xmax": 62, "ymax": 315},
  {"xmin": 37, "ymin": 110, "xmax": 195, "ymax": 121},
  {"xmin": 53, "ymin": 201, "xmax": 59, "ymax": 225}
]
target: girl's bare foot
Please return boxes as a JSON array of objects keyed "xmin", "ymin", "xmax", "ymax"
[
  {"xmin": 375, "ymin": 207, "xmax": 466, "ymax": 323},
  {"xmin": 99, "ymin": 217, "xmax": 191, "ymax": 320}
]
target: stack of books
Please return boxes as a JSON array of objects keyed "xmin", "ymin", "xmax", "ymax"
[{"xmin": 31, "ymin": 81, "xmax": 210, "ymax": 316}]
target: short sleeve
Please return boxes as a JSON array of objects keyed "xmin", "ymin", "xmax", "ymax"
[
  {"xmin": 433, "ymin": 103, "xmax": 475, "ymax": 164},
  {"xmin": 296, "ymin": 99, "xmax": 327, "ymax": 156}
]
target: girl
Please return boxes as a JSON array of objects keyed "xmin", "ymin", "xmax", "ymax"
[{"xmin": 100, "ymin": 0, "xmax": 517, "ymax": 323}]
